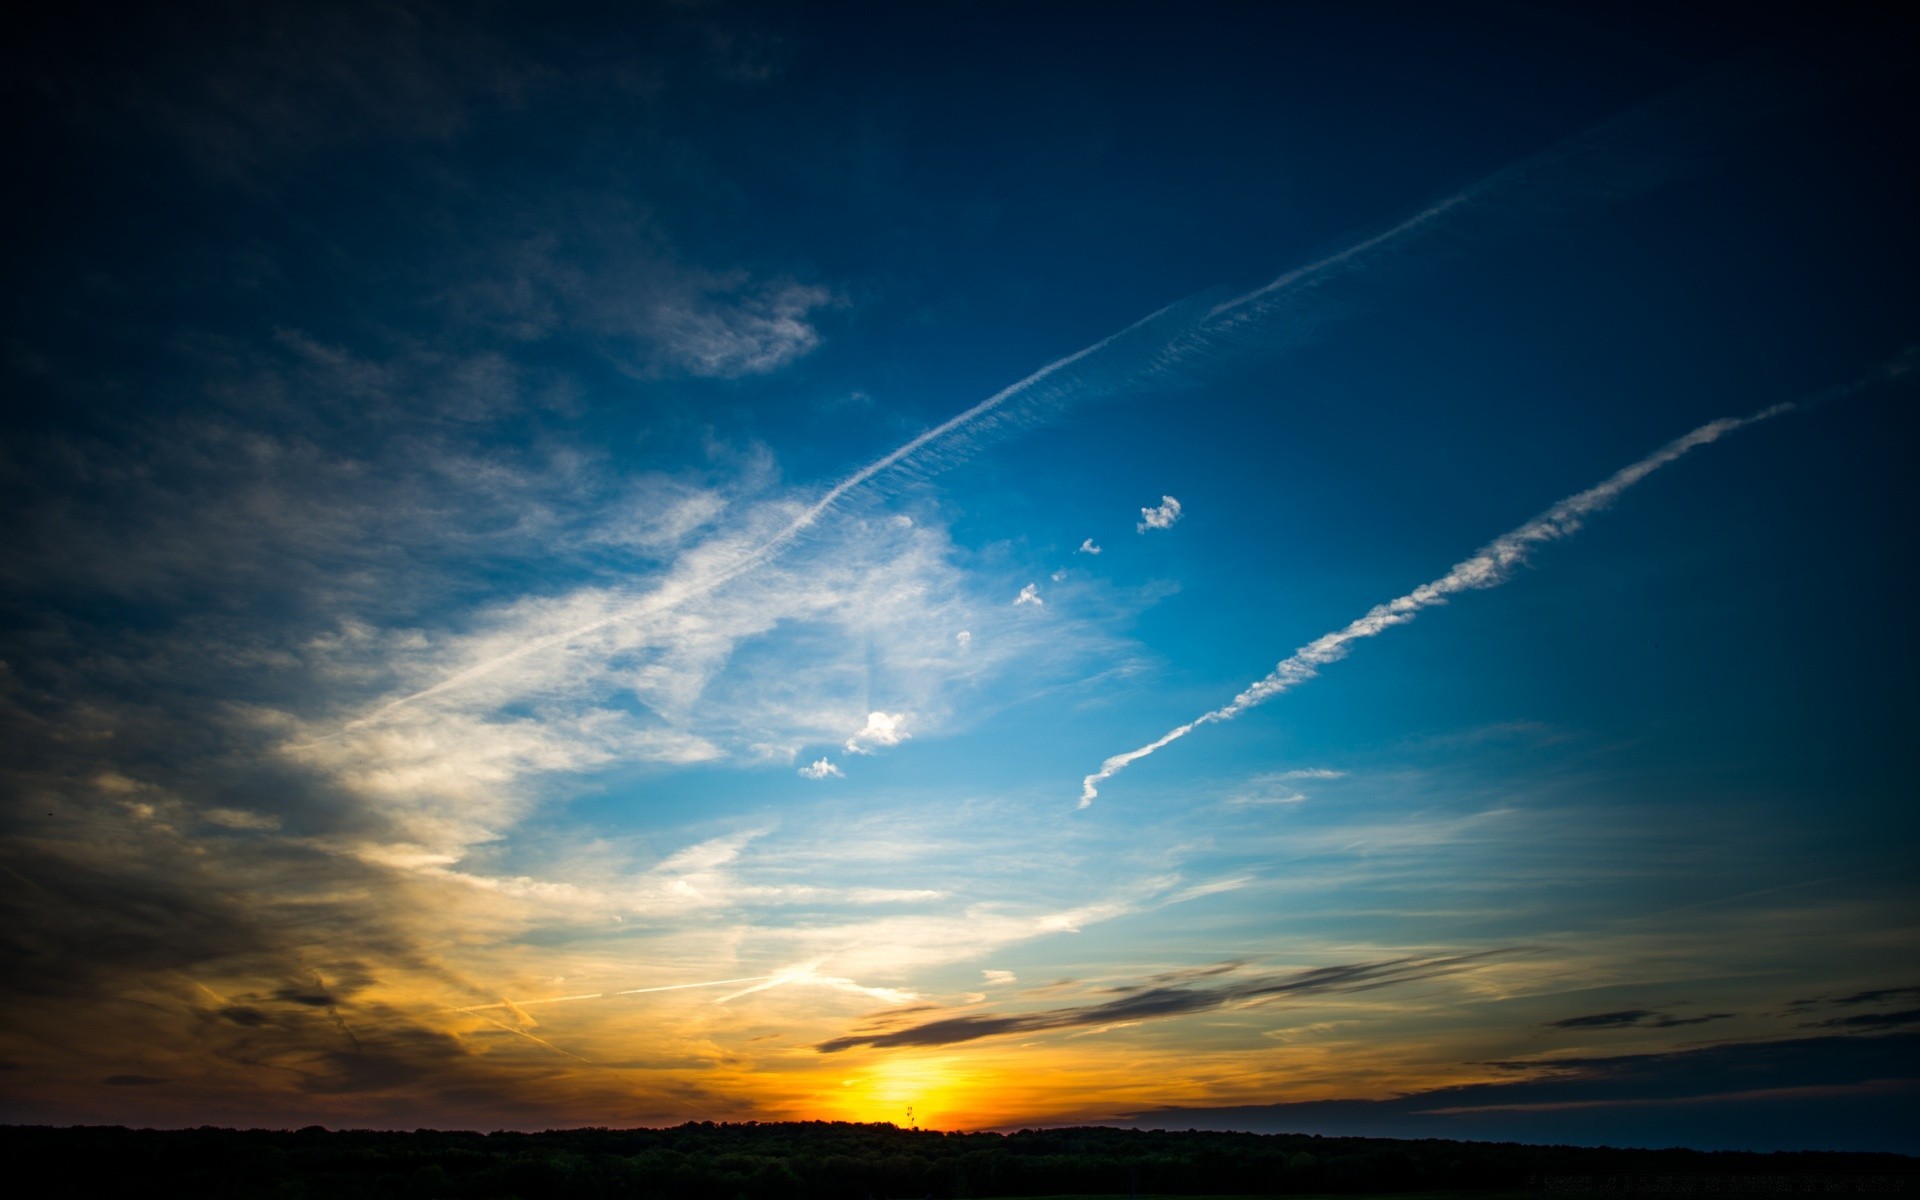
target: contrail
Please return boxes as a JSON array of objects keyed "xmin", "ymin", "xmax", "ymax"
[
  {"xmin": 330, "ymin": 67, "xmax": 1810, "ymax": 732},
  {"xmin": 1077, "ymin": 377, "xmax": 1886, "ymax": 807},
  {"xmin": 348, "ymin": 302, "xmax": 1188, "ymax": 729},
  {"xmin": 346, "ymin": 180, "xmax": 1516, "ymax": 731},
  {"xmin": 445, "ymin": 974, "xmax": 771, "ymax": 1016},
  {"xmin": 1206, "ymin": 186, "xmax": 1485, "ymax": 324}
]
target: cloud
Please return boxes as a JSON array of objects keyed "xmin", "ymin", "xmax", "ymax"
[
  {"xmin": 982, "ymin": 969, "xmax": 1016, "ymax": 986},
  {"xmin": 343, "ymin": 94, "xmax": 1725, "ymax": 732},
  {"xmin": 714, "ymin": 961, "xmax": 917, "ymax": 1007},
  {"xmin": 797, "ymin": 758, "xmax": 841, "ymax": 780},
  {"xmin": 651, "ymin": 279, "xmax": 837, "ymax": 378},
  {"xmin": 844, "ymin": 711, "xmax": 908, "ymax": 755},
  {"xmin": 1136, "ymin": 495, "xmax": 1183, "ymax": 533},
  {"xmin": 1790, "ymin": 983, "xmax": 1920, "ymax": 1011},
  {"xmin": 1079, "ymin": 392, "xmax": 1820, "ymax": 806},
  {"xmin": 1117, "ymin": 1033, "xmax": 1920, "ymax": 1153},
  {"xmin": 816, "ymin": 953, "xmax": 1504, "ymax": 1052},
  {"xmin": 1014, "ymin": 583, "xmax": 1043, "ymax": 607},
  {"xmin": 1051, "ymin": 569, "xmax": 1066, "ymax": 582},
  {"xmin": 1225, "ymin": 769, "xmax": 1345, "ymax": 808},
  {"xmin": 1546, "ymin": 1009, "xmax": 1735, "ymax": 1030},
  {"xmin": 1801, "ymin": 1009, "xmax": 1920, "ymax": 1031},
  {"xmin": 1833, "ymin": 985, "xmax": 1920, "ymax": 1005},
  {"xmin": 955, "ymin": 630, "xmax": 971, "ymax": 649}
]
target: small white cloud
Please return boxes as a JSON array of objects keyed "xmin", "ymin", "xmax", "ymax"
[
  {"xmin": 1077, "ymin": 538, "xmax": 1101, "ymax": 555},
  {"xmin": 798, "ymin": 758, "xmax": 842, "ymax": 780},
  {"xmin": 982, "ymin": 969, "xmax": 1016, "ymax": 986},
  {"xmin": 963, "ymin": 991, "xmax": 987, "ymax": 1004},
  {"xmin": 1137, "ymin": 495, "xmax": 1183, "ymax": 533},
  {"xmin": 955, "ymin": 630, "xmax": 971, "ymax": 649},
  {"xmin": 1014, "ymin": 583, "xmax": 1043, "ymax": 607},
  {"xmin": 1050, "ymin": 569, "xmax": 1066, "ymax": 582},
  {"xmin": 845, "ymin": 711, "xmax": 909, "ymax": 755},
  {"xmin": 892, "ymin": 514, "xmax": 914, "ymax": 528}
]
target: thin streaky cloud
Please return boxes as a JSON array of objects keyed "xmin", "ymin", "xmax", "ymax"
[
  {"xmin": 815, "ymin": 952, "xmax": 1507, "ymax": 1052},
  {"xmin": 1078, "ymin": 374, "xmax": 1902, "ymax": 805},
  {"xmin": 448, "ymin": 975, "xmax": 774, "ymax": 1015}
]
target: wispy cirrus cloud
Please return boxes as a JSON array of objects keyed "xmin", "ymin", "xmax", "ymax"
[{"xmin": 1545, "ymin": 1009, "xmax": 1735, "ymax": 1030}]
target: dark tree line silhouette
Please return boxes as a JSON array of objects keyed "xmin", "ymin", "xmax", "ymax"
[{"xmin": 3, "ymin": 1121, "xmax": 1911, "ymax": 1200}]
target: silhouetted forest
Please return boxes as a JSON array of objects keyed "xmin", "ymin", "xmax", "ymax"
[{"xmin": 3, "ymin": 1121, "xmax": 1912, "ymax": 1200}]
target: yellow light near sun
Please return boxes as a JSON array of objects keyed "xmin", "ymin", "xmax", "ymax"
[{"xmin": 827, "ymin": 1056, "xmax": 974, "ymax": 1129}]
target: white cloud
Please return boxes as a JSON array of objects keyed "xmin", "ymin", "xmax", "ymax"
[
  {"xmin": 1081, "ymin": 399, "xmax": 1801, "ymax": 805},
  {"xmin": 1014, "ymin": 582, "xmax": 1043, "ymax": 607},
  {"xmin": 1077, "ymin": 538, "xmax": 1101, "ymax": 555},
  {"xmin": 955, "ymin": 630, "xmax": 971, "ymax": 649},
  {"xmin": 1051, "ymin": 569, "xmax": 1066, "ymax": 582},
  {"xmin": 798, "ymin": 758, "xmax": 842, "ymax": 780},
  {"xmin": 982, "ymin": 969, "xmax": 1016, "ymax": 986},
  {"xmin": 651, "ymin": 280, "xmax": 838, "ymax": 378},
  {"xmin": 1137, "ymin": 495, "xmax": 1183, "ymax": 533},
  {"xmin": 844, "ymin": 711, "xmax": 909, "ymax": 755}
]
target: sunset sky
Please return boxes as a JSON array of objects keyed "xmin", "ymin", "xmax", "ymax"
[{"xmin": 2, "ymin": 2, "xmax": 1916, "ymax": 1152}]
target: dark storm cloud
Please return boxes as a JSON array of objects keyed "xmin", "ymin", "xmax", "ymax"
[
  {"xmin": 1546, "ymin": 1009, "xmax": 1735, "ymax": 1030},
  {"xmin": 817, "ymin": 954, "xmax": 1507, "ymax": 1052},
  {"xmin": 1120, "ymin": 1033, "xmax": 1920, "ymax": 1154}
]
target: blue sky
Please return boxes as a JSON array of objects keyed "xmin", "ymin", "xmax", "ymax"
[{"xmin": 1, "ymin": 1, "xmax": 1915, "ymax": 1148}]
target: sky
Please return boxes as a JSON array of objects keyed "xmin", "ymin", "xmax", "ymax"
[{"xmin": 1, "ymin": 0, "xmax": 1916, "ymax": 1152}]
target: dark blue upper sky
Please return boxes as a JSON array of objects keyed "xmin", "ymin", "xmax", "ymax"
[{"xmin": 1, "ymin": 0, "xmax": 1915, "ymax": 1145}]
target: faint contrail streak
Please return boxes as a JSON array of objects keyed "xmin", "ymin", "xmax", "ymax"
[
  {"xmin": 1206, "ymin": 187, "xmax": 1485, "ymax": 323},
  {"xmin": 446, "ymin": 974, "xmax": 771, "ymax": 1015},
  {"xmin": 1077, "ymin": 378, "xmax": 1881, "ymax": 806}
]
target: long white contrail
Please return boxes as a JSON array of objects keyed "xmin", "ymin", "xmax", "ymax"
[
  {"xmin": 350, "ymin": 301, "xmax": 1189, "ymax": 729},
  {"xmin": 1078, "ymin": 398, "xmax": 1810, "ymax": 807},
  {"xmin": 333, "ymin": 73, "xmax": 1787, "ymax": 731},
  {"xmin": 354, "ymin": 182, "xmax": 1488, "ymax": 729},
  {"xmin": 444, "ymin": 974, "xmax": 772, "ymax": 1015}
]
